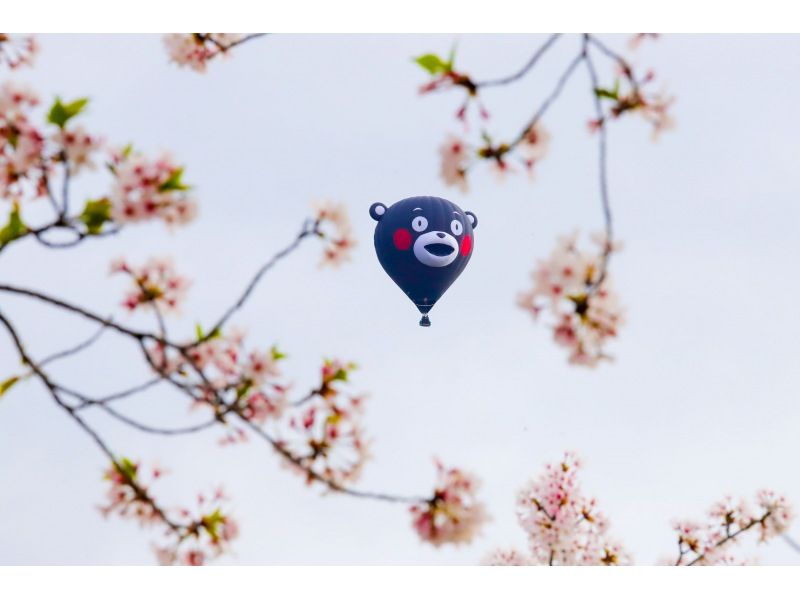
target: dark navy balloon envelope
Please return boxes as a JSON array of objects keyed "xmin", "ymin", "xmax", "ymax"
[{"xmin": 369, "ymin": 196, "xmax": 477, "ymax": 326}]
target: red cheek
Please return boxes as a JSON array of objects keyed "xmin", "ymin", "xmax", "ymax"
[
  {"xmin": 393, "ymin": 228, "xmax": 412, "ymax": 250},
  {"xmin": 460, "ymin": 234, "xmax": 472, "ymax": 256}
]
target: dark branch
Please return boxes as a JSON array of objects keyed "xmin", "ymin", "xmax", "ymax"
[{"xmin": 474, "ymin": 34, "xmax": 562, "ymax": 89}]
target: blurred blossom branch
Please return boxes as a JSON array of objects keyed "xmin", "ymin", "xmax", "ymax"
[
  {"xmin": 0, "ymin": 40, "xmax": 486, "ymax": 563},
  {"xmin": 163, "ymin": 33, "xmax": 268, "ymax": 73},
  {"xmin": 417, "ymin": 33, "xmax": 673, "ymax": 366},
  {"xmin": 482, "ymin": 453, "xmax": 793, "ymax": 566}
]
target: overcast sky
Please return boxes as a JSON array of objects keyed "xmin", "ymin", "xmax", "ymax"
[{"xmin": 1, "ymin": 34, "xmax": 800, "ymax": 565}]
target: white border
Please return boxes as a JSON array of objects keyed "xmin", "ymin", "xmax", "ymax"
[
  {"xmin": 1, "ymin": 565, "xmax": 797, "ymax": 597},
  {"xmin": 3, "ymin": 0, "xmax": 800, "ymax": 33}
]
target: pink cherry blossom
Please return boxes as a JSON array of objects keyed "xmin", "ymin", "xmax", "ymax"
[
  {"xmin": 520, "ymin": 122, "xmax": 550, "ymax": 177},
  {"xmin": 481, "ymin": 548, "xmax": 534, "ymax": 566},
  {"xmin": 512, "ymin": 452, "xmax": 630, "ymax": 565},
  {"xmin": 438, "ymin": 134, "xmax": 469, "ymax": 192},
  {"xmin": 163, "ymin": 34, "xmax": 248, "ymax": 73},
  {"xmin": 517, "ymin": 231, "xmax": 624, "ymax": 367},
  {"xmin": 0, "ymin": 82, "xmax": 46, "ymax": 201},
  {"xmin": 108, "ymin": 148, "xmax": 197, "ymax": 227},
  {"xmin": 313, "ymin": 200, "xmax": 356, "ymax": 267},
  {"xmin": 672, "ymin": 490, "xmax": 793, "ymax": 565},
  {"xmin": 410, "ymin": 460, "xmax": 488, "ymax": 547},
  {"xmin": 277, "ymin": 388, "xmax": 370, "ymax": 486},
  {"xmin": 52, "ymin": 125, "xmax": 103, "ymax": 174},
  {"xmin": 0, "ymin": 34, "xmax": 38, "ymax": 70},
  {"xmin": 111, "ymin": 256, "xmax": 190, "ymax": 313}
]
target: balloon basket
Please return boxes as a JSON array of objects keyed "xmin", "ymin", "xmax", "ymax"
[{"xmin": 419, "ymin": 314, "xmax": 431, "ymax": 327}]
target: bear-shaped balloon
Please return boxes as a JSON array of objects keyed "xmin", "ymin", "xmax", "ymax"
[{"xmin": 369, "ymin": 196, "xmax": 477, "ymax": 327}]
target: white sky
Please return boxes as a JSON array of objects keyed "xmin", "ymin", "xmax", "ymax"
[{"xmin": 1, "ymin": 34, "xmax": 800, "ymax": 565}]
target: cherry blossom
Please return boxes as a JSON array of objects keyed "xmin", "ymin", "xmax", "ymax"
[
  {"xmin": 52, "ymin": 125, "xmax": 103, "ymax": 174},
  {"xmin": 163, "ymin": 34, "xmax": 253, "ymax": 73},
  {"xmin": 0, "ymin": 34, "xmax": 38, "ymax": 70},
  {"xmin": 277, "ymin": 361, "xmax": 370, "ymax": 486},
  {"xmin": 438, "ymin": 134, "xmax": 470, "ymax": 192},
  {"xmin": 98, "ymin": 459, "xmax": 163, "ymax": 525},
  {"xmin": 313, "ymin": 200, "xmax": 356, "ymax": 267},
  {"xmin": 481, "ymin": 548, "xmax": 534, "ymax": 566},
  {"xmin": 111, "ymin": 256, "xmax": 190, "ymax": 313},
  {"xmin": 0, "ymin": 82, "xmax": 46, "ymax": 202},
  {"xmin": 108, "ymin": 147, "xmax": 197, "ymax": 226},
  {"xmin": 517, "ymin": 232, "xmax": 624, "ymax": 367},
  {"xmin": 410, "ymin": 460, "xmax": 488, "ymax": 547},
  {"xmin": 99, "ymin": 458, "xmax": 239, "ymax": 566},
  {"xmin": 511, "ymin": 452, "xmax": 629, "ymax": 565},
  {"xmin": 158, "ymin": 487, "xmax": 240, "ymax": 566},
  {"xmin": 519, "ymin": 122, "xmax": 551, "ymax": 176},
  {"xmin": 672, "ymin": 490, "xmax": 794, "ymax": 565},
  {"xmin": 628, "ymin": 33, "xmax": 660, "ymax": 51}
]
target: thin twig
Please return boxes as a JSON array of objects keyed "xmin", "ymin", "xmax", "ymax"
[
  {"xmin": 0, "ymin": 309, "xmax": 183, "ymax": 532},
  {"xmin": 583, "ymin": 39, "xmax": 614, "ymax": 290},
  {"xmin": 238, "ymin": 416, "xmax": 424, "ymax": 505},
  {"xmin": 195, "ymin": 218, "xmax": 320, "ymax": 344},
  {"xmin": 39, "ymin": 319, "xmax": 110, "ymax": 367},
  {"xmin": 509, "ymin": 49, "xmax": 585, "ymax": 149},
  {"xmin": 683, "ymin": 511, "xmax": 773, "ymax": 566},
  {"xmin": 474, "ymin": 34, "xmax": 562, "ymax": 89}
]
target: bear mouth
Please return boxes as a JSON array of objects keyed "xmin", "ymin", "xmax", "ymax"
[{"xmin": 424, "ymin": 242, "xmax": 455, "ymax": 257}]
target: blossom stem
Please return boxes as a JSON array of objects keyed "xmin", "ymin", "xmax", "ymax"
[
  {"xmin": 582, "ymin": 39, "xmax": 614, "ymax": 291},
  {"xmin": 473, "ymin": 33, "xmax": 562, "ymax": 89},
  {"xmin": 683, "ymin": 511, "xmax": 773, "ymax": 566}
]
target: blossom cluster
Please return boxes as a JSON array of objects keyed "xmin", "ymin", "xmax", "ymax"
[
  {"xmin": 155, "ymin": 486, "xmax": 239, "ymax": 566},
  {"xmin": 438, "ymin": 123, "xmax": 550, "ymax": 192},
  {"xmin": 484, "ymin": 452, "xmax": 629, "ymax": 566},
  {"xmin": 276, "ymin": 360, "xmax": 370, "ymax": 486},
  {"xmin": 517, "ymin": 232, "xmax": 623, "ymax": 367},
  {"xmin": 0, "ymin": 85, "xmax": 104, "ymax": 204},
  {"xmin": 0, "ymin": 82, "xmax": 47, "ymax": 202},
  {"xmin": 313, "ymin": 200, "xmax": 356, "ymax": 267},
  {"xmin": 146, "ymin": 329, "xmax": 286, "ymax": 414},
  {"xmin": 672, "ymin": 490, "xmax": 794, "ymax": 565},
  {"xmin": 99, "ymin": 458, "xmax": 164, "ymax": 526},
  {"xmin": 110, "ymin": 256, "xmax": 190, "ymax": 313},
  {"xmin": 410, "ymin": 460, "xmax": 488, "ymax": 547},
  {"xmin": 108, "ymin": 146, "xmax": 197, "ymax": 226},
  {"xmin": 591, "ymin": 71, "xmax": 674, "ymax": 141},
  {"xmin": 163, "ymin": 34, "xmax": 249, "ymax": 73},
  {"xmin": 418, "ymin": 36, "xmax": 674, "ymax": 190},
  {"xmin": 0, "ymin": 34, "xmax": 38, "ymax": 70},
  {"xmin": 0, "ymin": 80, "xmax": 193, "ymax": 248},
  {"xmin": 99, "ymin": 458, "xmax": 239, "ymax": 566}
]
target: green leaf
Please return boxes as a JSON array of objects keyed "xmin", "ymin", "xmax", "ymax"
[
  {"xmin": 116, "ymin": 457, "xmax": 138, "ymax": 482},
  {"xmin": 0, "ymin": 376, "xmax": 19, "ymax": 398},
  {"xmin": 202, "ymin": 508, "xmax": 225, "ymax": 540},
  {"xmin": 195, "ymin": 323, "xmax": 204, "ymax": 341},
  {"xmin": 270, "ymin": 345, "xmax": 286, "ymax": 361},
  {"xmin": 236, "ymin": 380, "xmax": 253, "ymax": 400},
  {"xmin": 414, "ymin": 53, "xmax": 450, "ymax": 75},
  {"xmin": 78, "ymin": 198, "xmax": 112, "ymax": 235},
  {"xmin": 47, "ymin": 97, "xmax": 89, "ymax": 129},
  {"xmin": 594, "ymin": 87, "xmax": 619, "ymax": 101},
  {"xmin": 0, "ymin": 204, "xmax": 28, "ymax": 247},
  {"xmin": 157, "ymin": 168, "xmax": 190, "ymax": 192}
]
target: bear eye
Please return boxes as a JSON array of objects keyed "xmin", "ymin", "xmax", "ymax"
[
  {"xmin": 412, "ymin": 216, "xmax": 428, "ymax": 232},
  {"xmin": 451, "ymin": 219, "xmax": 463, "ymax": 236}
]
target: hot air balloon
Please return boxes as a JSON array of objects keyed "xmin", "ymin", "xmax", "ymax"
[{"xmin": 369, "ymin": 196, "xmax": 477, "ymax": 326}]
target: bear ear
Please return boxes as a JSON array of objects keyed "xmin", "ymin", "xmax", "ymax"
[
  {"xmin": 370, "ymin": 202, "xmax": 388, "ymax": 221},
  {"xmin": 465, "ymin": 211, "xmax": 478, "ymax": 229}
]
